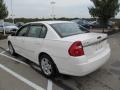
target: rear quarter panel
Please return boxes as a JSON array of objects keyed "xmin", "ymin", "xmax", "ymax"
[
  {"xmin": 35, "ymin": 39, "xmax": 74, "ymax": 65},
  {"xmin": 41, "ymin": 39, "xmax": 72, "ymax": 58}
]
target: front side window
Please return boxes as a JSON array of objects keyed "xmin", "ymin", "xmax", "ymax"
[
  {"xmin": 50, "ymin": 23, "xmax": 85, "ymax": 37},
  {"xmin": 17, "ymin": 26, "xmax": 28, "ymax": 36}
]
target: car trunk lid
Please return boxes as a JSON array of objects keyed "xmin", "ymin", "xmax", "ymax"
[{"xmin": 62, "ymin": 33, "xmax": 108, "ymax": 58}]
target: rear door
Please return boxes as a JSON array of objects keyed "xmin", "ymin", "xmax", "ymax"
[{"xmin": 24, "ymin": 24, "xmax": 47, "ymax": 63}]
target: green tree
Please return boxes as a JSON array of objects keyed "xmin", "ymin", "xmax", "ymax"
[
  {"xmin": 89, "ymin": 0, "xmax": 120, "ymax": 32},
  {"xmin": 0, "ymin": 0, "xmax": 8, "ymax": 20}
]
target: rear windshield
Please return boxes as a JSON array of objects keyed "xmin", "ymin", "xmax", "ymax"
[{"xmin": 50, "ymin": 23, "xmax": 85, "ymax": 38}]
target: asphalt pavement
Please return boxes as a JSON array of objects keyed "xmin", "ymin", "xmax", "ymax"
[{"xmin": 0, "ymin": 32, "xmax": 120, "ymax": 90}]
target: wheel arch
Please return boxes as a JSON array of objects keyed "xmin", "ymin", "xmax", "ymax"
[
  {"xmin": 38, "ymin": 52, "xmax": 59, "ymax": 73},
  {"xmin": 8, "ymin": 41, "xmax": 11, "ymax": 44}
]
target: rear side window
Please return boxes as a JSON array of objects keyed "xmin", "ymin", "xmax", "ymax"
[
  {"xmin": 50, "ymin": 23, "xmax": 85, "ymax": 38},
  {"xmin": 27, "ymin": 25, "xmax": 47, "ymax": 38},
  {"xmin": 28, "ymin": 26, "xmax": 42, "ymax": 38}
]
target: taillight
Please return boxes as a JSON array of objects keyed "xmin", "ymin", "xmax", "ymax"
[{"xmin": 68, "ymin": 41, "xmax": 84, "ymax": 57}]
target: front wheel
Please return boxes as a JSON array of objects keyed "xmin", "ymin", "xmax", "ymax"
[
  {"xmin": 8, "ymin": 42, "xmax": 16, "ymax": 55},
  {"xmin": 39, "ymin": 54, "xmax": 57, "ymax": 78}
]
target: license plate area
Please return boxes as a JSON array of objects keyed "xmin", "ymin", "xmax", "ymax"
[
  {"xmin": 94, "ymin": 41, "xmax": 103, "ymax": 52},
  {"xmin": 84, "ymin": 40, "xmax": 107, "ymax": 58}
]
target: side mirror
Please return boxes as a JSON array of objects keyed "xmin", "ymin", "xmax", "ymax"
[
  {"xmin": 11, "ymin": 29, "xmax": 18, "ymax": 36},
  {"xmin": 11, "ymin": 32, "xmax": 16, "ymax": 36}
]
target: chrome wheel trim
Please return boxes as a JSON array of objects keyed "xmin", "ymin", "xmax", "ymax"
[{"xmin": 41, "ymin": 58, "xmax": 52, "ymax": 75}]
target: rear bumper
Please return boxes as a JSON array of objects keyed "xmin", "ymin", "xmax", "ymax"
[{"xmin": 57, "ymin": 46, "xmax": 111, "ymax": 76}]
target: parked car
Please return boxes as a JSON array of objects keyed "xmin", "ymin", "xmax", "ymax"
[
  {"xmin": 72, "ymin": 19, "xmax": 92, "ymax": 29},
  {"xmin": 0, "ymin": 22, "xmax": 4, "ymax": 33},
  {"xmin": 90, "ymin": 21, "xmax": 114, "ymax": 29},
  {"xmin": 0, "ymin": 25, "xmax": 3, "ymax": 33},
  {"xmin": 8, "ymin": 21, "xmax": 111, "ymax": 78},
  {"xmin": 79, "ymin": 25, "xmax": 90, "ymax": 33},
  {"xmin": 0, "ymin": 22, "xmax": 18, "ymax": 33},
  {"xmin": 16, "ymin": 22, "xmax": 24, "ymax": 28}
]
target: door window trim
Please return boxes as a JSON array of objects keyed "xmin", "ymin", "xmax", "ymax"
[
  {"xmin": 16, "ymin": 25, "xmax": 30, "ymax": 37},
  {"xmin": 26, "ymin": 23, "xmax": 48, "ymax": 38}
]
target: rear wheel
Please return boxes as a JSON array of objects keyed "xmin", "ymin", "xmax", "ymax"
[
  {"xmin": 8, "ymin": 42, "xmax": 16, "ymax": 55},
  {"xmin": 39, "ymin": 54, "xmax": 57, "ymax": 78}
]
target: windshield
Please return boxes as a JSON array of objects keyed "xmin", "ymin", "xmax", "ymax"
[{"xmin": 50, "ymin": 23, "xmax": 85, "ymax": 38}]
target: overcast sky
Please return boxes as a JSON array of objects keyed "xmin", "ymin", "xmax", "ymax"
[{"xmin": 4, "ymin": 0, "xmax": 120, "ymax": 18}]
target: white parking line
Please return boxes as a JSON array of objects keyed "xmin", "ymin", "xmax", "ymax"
[
  {"xmin": 47, "ymin": 80, "xmax": 53, "ymax": 90},
  {"xmin": 0, "ymin": 64, "xmax": 45, "ymax": 90},
  {"xmin": 0, "ymin": 49, "xmax": 28, "ymax": 66},
  {"xmin": 0, "ymin": 51, "xmax": 6, "ymax": 54},
  {"xmin": 0, "ymin": 48, "xmax": 9, "ymax": 54},
  {"xmin": 0, "ymin": 53, "xmax": 28, "ymax": 66},
  {"xmin": 0, "ymin": 50, "xmax": 53, "ymax": 90},
  {"xmin": 0, "ymin": 50, "xmax": 6, "ymax": 54}
]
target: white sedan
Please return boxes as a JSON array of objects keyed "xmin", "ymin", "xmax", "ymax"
[{"xmin": 8, "ymin": 21, "xmax": 111, "ymax": 78}]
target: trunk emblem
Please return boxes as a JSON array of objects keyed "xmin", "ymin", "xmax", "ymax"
[{"xmin": 97, "ymin": 36, "xmax": 102, "ymax": 39}]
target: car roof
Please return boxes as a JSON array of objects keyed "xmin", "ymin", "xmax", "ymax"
[{"xmin": 28, "ymin": 21, "xmax": 72, "ymax": 25}]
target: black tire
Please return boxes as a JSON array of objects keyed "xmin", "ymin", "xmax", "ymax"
[
  {"xmin": 39, "ymin": 54, "xmax": 57, "ymax": 78},
  {"xmin": 107, "ymin": 26, "xmax": 111, "ymax": 29},
  {"xmin": 8, "ymin": 42, "xmax": 16, "ymax": 56}
]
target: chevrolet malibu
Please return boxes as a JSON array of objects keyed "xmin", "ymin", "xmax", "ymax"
[{"xmin": 8, "ymin": 21, "xmax": 111, "ymax": 78}]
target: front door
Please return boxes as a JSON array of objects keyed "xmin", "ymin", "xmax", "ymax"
[{"xmin": 14, "ymin": 25, "xmax": 29, "ymax": 56}]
